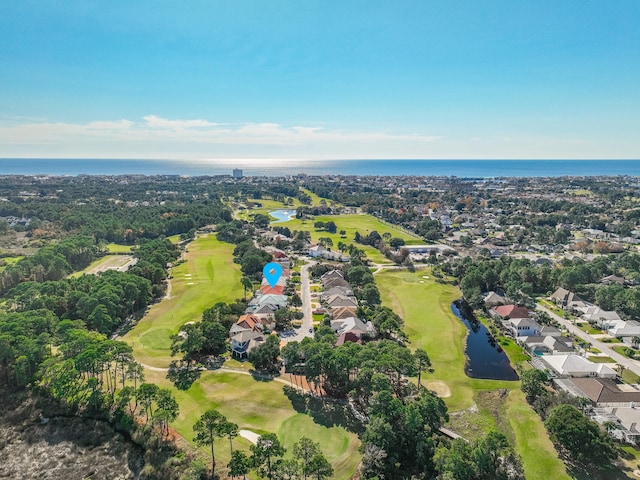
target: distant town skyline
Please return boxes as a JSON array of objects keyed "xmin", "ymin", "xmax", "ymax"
[{"xmin": 1, "ymin": 1, "xmax": 639, "ymax": 160}]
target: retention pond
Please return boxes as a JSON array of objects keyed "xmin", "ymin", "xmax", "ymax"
[{"xmin": 451, "ymin": 300, "xmax": 519, "ymax": 381}]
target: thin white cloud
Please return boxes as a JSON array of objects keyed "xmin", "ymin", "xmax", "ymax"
[
  {"xmin": 142, "ymin": 115, "xmax": 218, "ymax": 129},
  {"xmin": 0, "ymin": 116, "xmax": 442, "ymax": 154}
]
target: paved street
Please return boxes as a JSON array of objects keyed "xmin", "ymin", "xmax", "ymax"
[
  {"xmin": 287, "ymin": 259, "xmax": 314, "ymax": 343},
  {"xmin": 536, "ymin": 303, "xmax": 640, "ymax": 378}
]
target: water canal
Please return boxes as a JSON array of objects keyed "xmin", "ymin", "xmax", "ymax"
[{"xmin": 451, "ymin": 300, "xmax": 519, "ymax": 381}]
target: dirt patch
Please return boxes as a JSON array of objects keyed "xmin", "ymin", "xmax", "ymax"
[
  {"xmin": 85, "ymin": 255, "xmax": 135, "ymax": 275},
  {"xmin": 0, "ymin": 397, "xmax": 143, "ymax": 480},
  {"xmin": 425, "ymin": 380, "xmax": 451, "ymax": 398}
]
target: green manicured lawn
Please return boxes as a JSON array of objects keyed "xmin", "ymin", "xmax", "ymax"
[
  {"xmin": 376, "ymin": 269, "xmax": 567, "ymax": 479},
  {"xmin": 588, "ymin": 355, "xmax": 617, "ymax": 363},
  {"xmin": 281, "ymin": 214, "xmax": 423, "ymax": 263},
  {"xmin": 375, "ymin": 269, "xmax": 519, "ymax": 412},
  {"xmin": 577, "ymin": 323, "xmax": 603, "ymax": 335},
  {"xmin": 613, "ymin": 346, "xmax": 636, "ymax": 358},
  {"xmin": 122, "ymin": 234, "xmax": 243, "ymax": 367},
  {"xmin": 105, "ymin": 243, "xmax": 134, "ymax": 253},
  {"xmin": 622, "ymin": 369, "xmax": 640, "ymax": 384},
  {"xmin": 507, "ymin": 390, "xmax": 570, "ymax": 480},
  {"xmin": 145, "ymin": 369, "xmax": 360, "ymax": 479},
  {"xmin": 166, "ymin": 234, "xmax": 182, "ymax": 244}
]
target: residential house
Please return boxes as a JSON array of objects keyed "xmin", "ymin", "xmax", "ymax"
[
  {"xmin": 248, "ymin": 293, "xmax": 288, "ymax": 310},
  {"xmin": 562, "ymin": 377, "xmax": 640, "ymax": 407},
  {"xmin": 539, "ymin": 325, "xmax": 562, "ymax": 337},
  {"xmin": 508, "ymin": 317, "xmax": 540, "ymax": 338},
  {"xmin": 230, "ymin": 330, "xmax": 265, "ymax": 358},
  {"xmin": 592, "ymin": 407, "xmax": 640, "ymax": 443},
  {"xmin": 483, "ymin": 291, "xmax": 508, "ymax": 306},
  {"xmin": 608, "ymin": 320, "xmax": 640, "ymax": 339},
  {"xmin": 330, "ymin": 316, "xmax": 376, "ymax": 339},
  {"xmin": 326, "ymin": 294, "xmax": 358, "ymax": 309},
  {"xmin": 549, "ymin": 287, "xmax": 587, "ymax": 310},
  {"xmin": 579, "ymin": 306, "xmax": 621, "ymax": 328},
  {"xmin": 540, "ymin": 354, "xmax": 617, "ymax": 378},
  {"xmin": 321, "ymin": 270, "xmax": 350, "ymax": 288},
  {"xmin": 236, "ymin": 314, "xmax": 262, "ymax": 332},
  {"xmin": 490, "ymin": 304, "xmax": 531, "ymax": 320},
  {"xmin": 600, "ymin": 275, "xmax": 626, "ymax": 286},
  {"xmin": 322, "ymin": 285, "xmax": 354, "ymax": 299},
  {"xmin": 336, "ymin": 331, "xmax": 364, "ymax": 346},
  {"xmin": 331, "ymin": 306, "xmax": 358, "ymax": 320}
]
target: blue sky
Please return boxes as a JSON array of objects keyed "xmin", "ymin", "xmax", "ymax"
[{"xmin": 1, "ymin": 1, "xmax": 639, "ymax": 159}]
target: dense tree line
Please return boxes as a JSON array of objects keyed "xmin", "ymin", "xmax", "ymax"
[
  {"xmin": 452, "ymin": 253, "xmax": 640, "ymax": 319},
  {"xmin": 0, "ymin": 235, "xmax": 102, "ymax": 295},
  {"xmin": 519, "ymin": 369, "xmax": 617, "ymax": 469}
]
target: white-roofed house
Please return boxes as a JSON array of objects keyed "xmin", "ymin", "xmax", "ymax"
[{"xmin": 540, "ymin": 354, "xmax": 617, "ymax": 379}]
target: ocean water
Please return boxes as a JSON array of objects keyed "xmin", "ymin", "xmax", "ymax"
[{"xmin": 1, "ymin": 158, "xmax": 640, "ymax": 177}]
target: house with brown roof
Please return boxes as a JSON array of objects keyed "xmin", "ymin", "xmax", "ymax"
[
  {"xmin": 557, "ymin": 377, "xmax": 640, "ymax": 407},
  {"xmin": 549, "ymin": 287, "xmax": 587, "ymax": 310},
  {"xmin": 331, "ymin": 306, "xmax": 358, "ymax": 320},
  {"xmin": 326, "ymin": 294, "xmax": 358, "ymax": 309},
  {"xmin": 236, "ymin": 314, "xmax": 262, "ymax": 332},
  {"xmin": 336, "ymin": 331, "xmax": 364, "ymax": 346}
]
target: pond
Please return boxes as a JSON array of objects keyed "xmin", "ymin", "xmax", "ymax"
[
  {"xmin": 451, "ymin": 300, "xmax": 519, "ymax": 381},
  {"xmin": 270, "ymin": 209, "xmax": 297, "ymax": 223}
]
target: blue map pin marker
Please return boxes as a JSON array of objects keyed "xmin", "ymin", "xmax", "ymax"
[{"xmin": 263, "ymin": 262, "xmax": 283, "ymax": 288}]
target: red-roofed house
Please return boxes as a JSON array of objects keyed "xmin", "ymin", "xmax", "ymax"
[
  {"xmin": 491, "ymin": 304, "xmax": 530, "ymax": 319},
  {"xmin": 260, "ymin": 284, "xmax": 285, "ymax": 295},
  {"xmin": 336, "ymin": 331, "xmax": 364, "ymax": 346}
]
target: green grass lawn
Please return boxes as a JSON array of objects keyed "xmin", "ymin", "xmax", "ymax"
[
  {"xmin": 280, "ymin": 214, "xmax": 423, "ymax": 263},
  {"xmin": 376, "ymin": 269, "xmax": 566, "ymax": 479},
  {"xmin": 144, "ymin": 369, "xmax": 360, "ymax": 479},
  {"xmin": 613, "ymin": 346, "xmax": 636, "ymax": 359},
  {"xmin": 105, "ymin": 243, "xmax": 134, "ymax": 253},
  {"xmin": 122, "ymin": 234, "xmax": 243, "ymax": 367},
  {"xmin": 577, "ymin": 323, "xmax": 603, "ymax": 335},
  {"xmin": 376, "ymin": 269, "xmax": 519, "ymax": 411},
  {"xmin": 622, "ymin": 368, "xmax": 640, "ymax": 384},
  {"xmin": 125, "ymin": 233, "xmax": 361, "ymax": 477},
  {"xmin": 507, "ymin": 390, "xmax": 570, "ymax": 480},
  {"xmin": 588, "ymin": 355, "xmax": 617, "ymax": 363}
]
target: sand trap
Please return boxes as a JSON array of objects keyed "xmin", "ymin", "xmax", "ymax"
[
  {"xmin": 425, "ymin": 380, "xmax": 451, "ymax": 398},
  {"xmin": 184, "ymin": 274, "xmax": 192, "ymax": 277},
  {"xmin": 187, "ymin": 282, "xmax": 195, "ymax": 285},
  {"xmin": 422, "ymin": 275, "xmax": 430, "ymax": 279},
  {"xmin": 239, "ymin": 429, "xmax": 260, "ymax": 444},
  {"xmin": 419, "ymin": 281, "xmax": 424, "ymax": 283}
]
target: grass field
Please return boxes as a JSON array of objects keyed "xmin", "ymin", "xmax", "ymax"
[
  {"xmin": 376, "ymin": 268, "xmax": 567, "ymax": 479},
  {"xmin": 122, "ymin": 231, "xmax": 361, "ymax": 477},
  {"xmin": 122, "ymin": 234, "xmax": 242, "ymax": 367},
  {"xmin": 105, "ymin": 243, "xmax": 134, "ymax": 253},
  {"xmin": 375, "ymin": 269, "xmax": 519, "ymax": 411},
  {"xmin": 144, "ymin": 369, "xmax": 361, "ymax": 479},
  {"xmin": 506, "ymin": 390, "xmax": 570, "ymax": 480},
  {"xmin": 280, "ymin": 214, "xmax": 423, "ymax": 264}
]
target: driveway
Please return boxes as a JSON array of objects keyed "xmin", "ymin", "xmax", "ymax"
[
  {"xmin": 285, "ymin": 259, "xmax": 314, "ymax": 343},
  {"xmin": 536, "ymin": 303, "xmax": 640, "ymax": 378}
]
